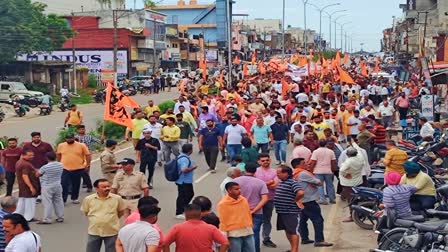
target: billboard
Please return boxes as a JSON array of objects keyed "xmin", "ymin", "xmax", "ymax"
[{"xmin": 17, "ymin": 50, "xmax": 129, "ymax": 74}]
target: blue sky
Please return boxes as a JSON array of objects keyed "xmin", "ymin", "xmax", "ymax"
[{"xmin": 127, "ymin": 0, "xmax": 405, "ymax": 52}]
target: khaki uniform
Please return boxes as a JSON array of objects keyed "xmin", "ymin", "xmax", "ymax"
[
  {"xmin": 100, "ymin": 149, "xmax": 117, "ymax": 183},
  {"xmin": 111, "ymin": 170, "xmax": 148, "ymax": 211}
]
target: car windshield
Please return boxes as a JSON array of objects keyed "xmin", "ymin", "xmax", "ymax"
[{"xmin": 14, "ymin": 83, "xmax": 28, "ymax": 90}]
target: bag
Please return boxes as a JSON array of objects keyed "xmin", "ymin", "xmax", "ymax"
[{"xmin": 164, "ymin": 156, "xmax": 191, "ymax": 182}]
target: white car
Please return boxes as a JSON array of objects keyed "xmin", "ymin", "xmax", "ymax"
[
  {"xmin": 0, "ymin": 82, "xmax": 44, "ymax": 102},
  {"xmin": 163, "ymin": 72, "xmax": 181, "ymax": 87}
]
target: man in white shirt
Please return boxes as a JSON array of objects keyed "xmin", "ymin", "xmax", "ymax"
[
  {"xmin": 419, "ymin": 117, "xmax": 435, "ymax": 141},
  {"xmin": 174, "ymin": 96, "xmax": 191, "ymax": 114},
  {"xmin": 272, "ymin": 80, "xmax": 282, "ymax": 94},
  {"xmin": 347, "ymin": 110, "xmax": 361, "ymax": 140},
  {"xmin": 296, "ymin": 93, "xmax": 309, "ymax": 103},
  {"xmin": 141, "ymin": 115, "xmax": 164, "ymax": 166},
  {"xmin": 3, "ymin": 213, "xmax": 41, "ymax": 252},
  {"xmin": 377, "ymin": 100, "xmax": 395, "ymax": 127}
]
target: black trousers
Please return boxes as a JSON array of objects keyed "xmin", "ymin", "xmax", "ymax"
[
  {"xmin": 62, "ymin": 169, "xmax": 83, "ymax": 202},
  {"xmin": 398, "ymin": 107, "xmax": 408, "ymax": 121},
  {"xmin": 140, "ymin": 158, "xmax": 157, "ymax": 184},
  {"xmin": 81, "ymin": 170, "xmax": 92, "ymax": 189},
  {"xmin": 5, "ymin": 171, "xmax": 15, "ymax": 196},
  {"xmin": 175, "ymin": 183, "xmax": 194, "ymax": 215},
  {"xmin": 204, "ymin": 146, "xmax": 219, "ymax": 170},
  {"xmin": 300, "ymin": 201, "xmax": 325, "ymax": 242}
]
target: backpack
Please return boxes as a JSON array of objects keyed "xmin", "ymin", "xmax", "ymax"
[{"xmin": 164, "ymin": 155, "xmax": 191, "ymax": 182}]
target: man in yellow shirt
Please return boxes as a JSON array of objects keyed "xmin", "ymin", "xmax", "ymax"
[
  {"xmin": 311, "ymin": 115, "xmax": 329, "ymax": 139},
  {"xmin": 400, "ymin": 161, "xmax": 436, "ymax": 210},
  {"xmin": 161, "ymin": 117, "xmax": 181, "ymax": 162},
  {"xmin": 178, "ymin": 105, "xmax": 197, "ymax": 130},
  {"xmin": 125, "ymin": 111, "xmax": 149, "ymax": 147},
  {"xmin": 64, "ymin": 104, "xmax": 83, "ymax": 127},
  {"xmin": 383, "ymin": 140, "xmax": 408, "ymax": 176},
  {"xmin": 143, "ymin": 100, "xmax": 160, "ymax": 117},
  {"xmin": 57, "ymin": 134, "xmax": 91, "ymax": 204}
]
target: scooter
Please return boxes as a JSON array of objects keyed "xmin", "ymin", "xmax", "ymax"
[
  {"xmin": 11, "ymin": 100, "xmax": 29, "ymax": 117},
  {"xmin": 39, "ymin": 103, "xmax": 52, "ymax": 115},
  {"xmin": 59, "ymin": 96, "xmax": 71, "ymax": 112}
]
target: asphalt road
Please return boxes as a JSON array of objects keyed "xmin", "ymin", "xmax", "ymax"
[{"xmin": 0, "ymin": 91, "xmax": 378, "ymax": 252}]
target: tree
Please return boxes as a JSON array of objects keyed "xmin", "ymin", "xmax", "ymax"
[
  {"xmin": 144, "ymin": 0, "xmax": 157, "ymax": 9},
  {"xmin": 0, "ymin": 0, "xmax": 74, "ymax": 64}
]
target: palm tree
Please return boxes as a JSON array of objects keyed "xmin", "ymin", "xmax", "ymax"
[{"xmin": 144, "ymin": 0, "xmax": 157, "ymax": 9}]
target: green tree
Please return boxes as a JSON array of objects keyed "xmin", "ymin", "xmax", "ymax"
[
  {"xmin": 144, "ymin": 0, "xmax": 157, "ymax": 9},
  {"xmin": 0, "ymin": 0, "xmax": 73, "ymax": 63}
]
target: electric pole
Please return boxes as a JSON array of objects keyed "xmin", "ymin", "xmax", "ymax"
[
  {"xmin": 153, "ymin": 19, "xmax": 157, "ymax": 74},
  {"xmin": 113, "ymin": 9, "xmax": 118, "ymax": 86},
  {"xmin": 71, "ymin": 12, "xmax": 77, "ymax": 93}
]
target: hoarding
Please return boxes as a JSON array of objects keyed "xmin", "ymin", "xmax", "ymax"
[{"xmin": 17, "ymin": 50, "xmax": 128, "ymax": 74}]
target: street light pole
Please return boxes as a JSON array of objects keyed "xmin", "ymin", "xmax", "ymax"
[
  {"xmin": 334, "ymin": 15, "xmax": 346, "ymax": 51},
  {"xmin": 339, "ymin": 22, "xmax": 351, "ymax": 51},
  {"xmin": 303, "ymin": 0, "xmax": 309, "ymax": 55},
  {"xmin": 308, "ymin": 3, "xmax": 341, "ymax": 52},
  {"xmin": 282, "ymin": 0, "xmax": 285, "ymax": 61},
  {"xmin": 325, "ymin": 10, "xmax": 347, "ymax": 50}
]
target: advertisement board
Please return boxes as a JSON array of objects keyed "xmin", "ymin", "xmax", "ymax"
[
  {"xmin": 17, "ymin": 50, "xmax": 128, "ymax": 74},
  {"xmin": 421, "ymin": 95, "xmax": 434, "ymax": 121}
]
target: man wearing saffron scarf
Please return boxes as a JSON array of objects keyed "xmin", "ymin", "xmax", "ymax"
[{"xmin": 217, "ymin": 182, "xmax": 255, "ymax": 252}]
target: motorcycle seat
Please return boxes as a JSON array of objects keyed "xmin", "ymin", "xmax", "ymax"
[
  {"xmin": 394, "ymin": 219, "xmax": 416, "ymax": 228},
  {"xmin": 414, "ymin": 222, "xmax": 448, "ymax": 232},
  {"xmin": 401, "ymin": 215, "xmax": 425, "ymax": 222},
  {"xmin": 426, "ymin": 209, "xmax": 448, "ymax": 219}
]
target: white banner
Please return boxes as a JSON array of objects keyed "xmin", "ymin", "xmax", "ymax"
[
  {"xmin": 421, "ymin": 95, "xmax": 434, "ymax": 121},
  {"xmin": 17, "ymin": 50, "xmax": 128, "ymax": 74}
]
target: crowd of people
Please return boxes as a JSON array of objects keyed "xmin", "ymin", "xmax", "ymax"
[{"xmin": 0, "ymin": 54, "xmax": 443, "ymax": 251}]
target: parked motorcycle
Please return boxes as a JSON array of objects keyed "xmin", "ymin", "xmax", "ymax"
[
  {"xmin": 0, "ymin": 106, "xmax": 5, "ymax": 122},
  {"xmin": 350, "ymin": 187, "xmax": 384, "ymax": 230},
  {"xmin": 10, "ymin": 100, "xmax": 29, "ymax": 117},
  {"xmin": 93, "ymin": 89, "xmax": 105, "ymax": 104}
]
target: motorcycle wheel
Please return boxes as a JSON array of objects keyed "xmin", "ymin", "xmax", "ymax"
[
  {"xmin": 352, "ymin": 201, "xmax": 378, "ymax": 230},
  {"xmin": 60, "ymin": 107, "xmax": 66, "ymax": 112},
  {"xmin": 0, "ymin": 116, "xmax": 3, "ymax": 122},
  {"xmin": 28, "ymin": 102, "xmax": 38, "ymax": 108},
  {"xmin": 378, "ymin": 231, "xmax": 415, "ymax": 251},
  {"xmin": 19, "ymin": 111, "xmax": 25, "ymax": 117}
]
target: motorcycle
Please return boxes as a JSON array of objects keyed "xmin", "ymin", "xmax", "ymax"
[
  {"xmin": 0, "ymin": 106, "xmax": 5, "ymax": 122},
  {"xmin": 93, "ymin": 89, "xmax": 105, "ymax": 104},
  {"xmin": 10, "ymin": 100, "xmax": 29, "ymax": 117},
  {"xmin": 59, "ymin": 96, "xmax": 71, "ymax": 112},
  {"xmin": 39, "ymin": 103, "xmax": 52, "ymax": 116},
  {"xmin": 350, "ymin": 186, "xmax": 384, "ymax": 230}
]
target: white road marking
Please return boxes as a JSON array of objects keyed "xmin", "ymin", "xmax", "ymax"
[{"xmin": 194, "ymin": 171, "xmax": 211, "ymax": 184}]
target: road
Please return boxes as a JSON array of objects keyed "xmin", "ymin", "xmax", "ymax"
[{"xmin": 0, "ymin": 90, "xmax": 378, "ymax": 252}]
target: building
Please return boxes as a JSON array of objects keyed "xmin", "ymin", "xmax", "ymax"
[
  {"xmin": 154, "ymin": 0, "xmax": 232, "ymax": 68},
  {"xmin": 244, "ymin": 19, "xmax": 282, "ymax": 33},
  {"xmin": 33, "ymin": 0, "xmax": 126, "ymax": 14}
]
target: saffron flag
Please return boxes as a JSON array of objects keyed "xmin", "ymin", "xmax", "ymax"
[
  {"xmin": 281, "ymin": 78, "xmax": 289, "ymax": 97},
  {"xmin": 373, "ymin": 57, "xmax": 380, "ymax": 73},
  {"xmin": 343, "ymin": 53, "xmax": 349, "ymax": 65},
  {"xmin": 298, "ymin": 56, "xmax": 308, "ymax": 67},
  {"xmin": 335, "ymin": 51, "xmax": 341, "ymax": 66},
  {"xmin": 233, "ymin": 56, "xmax": 241, "ymax": 65},
  {"xmin": 258, "ymin": 62, "xmax": 266, "ymax": 74},
  {"xmin": 336, "ymin": 65, "xmax": 355, "ymax": 84},
  {"xmin": 199, "ymin": 59, "xmax": 207, "ymax": 79},
  {"xmin": 243, "ymin": 63, "xmax": 249, "ymax": 77},
  {"xmin": 360, "ymin": 62, "xmax": 368, "ymax": 77},
  {"xmin": 104, "ymin": 83, "xmax": 140, "ymax": 129},
  {"xmin": 218, "ymin": 70, "xmax": 224, "ymax": 84},
  {"xmin": 251, "ymin": 51, "xmax": 257, "ymax": 65}
]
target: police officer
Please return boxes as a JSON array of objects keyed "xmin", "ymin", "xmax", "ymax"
[
  {"xmin": 111, "ymin": 158, "xmax": 149, "ymax": 217},
  {"xmin": 100, "ymin": 140, "xmax": 120, "ymax": 183}
]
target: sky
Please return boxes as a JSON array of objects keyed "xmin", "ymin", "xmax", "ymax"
[{"xmin": 127, "ymin": 0, "xmax": 406, "ymax": 52}]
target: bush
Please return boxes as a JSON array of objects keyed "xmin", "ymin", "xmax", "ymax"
[
  {"xmin": 87, "ymin": 74, "xmax": 98, "ymax": 88},
  {"xmin": 95, "ymin": 121, "xmax": 126, "ymax": 141},
  {"xmin": 158, "ymin": 100, "xmax": 175, "ymax": 114},
  {"xmin": 54, "ymin": 127, "xmax": 77, "ymax": 147},
  {"xmin": 0, "ymin": 136, "xmax": 8, "ymax": 149},
  {"xmin": 26, "ymin": 82, "xmax": 51, "ymax": 94}
]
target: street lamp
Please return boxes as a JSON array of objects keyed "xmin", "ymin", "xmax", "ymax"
[
  {"xmin": 334, "ymin": 14, "xmax": 346, "ymax": 51},
  {"xmin": 308, "ymin": 2, "xmax": 341, "ymax": 51},
  {"xmin": 302, "ymin": 0, "xmax": 310, "ymax": 55},
  {"xmin": 339, "ymin": 21, "xmax": 352, "ymax": 52},
  {"xmin": 324, "ymin": 9, "xmax": 347, "ymax": 50},
  {"xmin": 282, "ymin": 0, "xmax": 286, "ymax": 61}
]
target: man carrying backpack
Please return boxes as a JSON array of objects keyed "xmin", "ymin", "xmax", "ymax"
[
  {"xmin": 173, "ymin": 144, "xmax": 197, "ymax": 220},
  {"xmin": 64, "ymin": 104, "xmax": 83, "ymax": 128}
]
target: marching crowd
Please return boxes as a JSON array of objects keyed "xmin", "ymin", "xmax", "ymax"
[{"xmin": 0, "ymin": 55, "xmax": 442, "ymax": 252}]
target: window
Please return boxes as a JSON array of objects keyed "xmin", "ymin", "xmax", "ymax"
[
  {"xmin": 1, "ymin": 84, "xmax": 9, "ymax": 90},
  {"xmin": 172, "ymin": 43, "xmax": 178, "ymax": 48}
]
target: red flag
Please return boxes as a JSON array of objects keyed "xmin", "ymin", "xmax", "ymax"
[
  {"xmin": 336, "ymin": 65, "xmax": 355, "ymax": 84},
  {"xmin": 104, "ymin": 83, "xmax": 139, "ymax": 129}
]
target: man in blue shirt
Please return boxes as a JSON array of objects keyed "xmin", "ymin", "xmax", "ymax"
[
  {"xmin": 0, "ymin": 196, "xmax": 17, "ymax": 251},
  {"xmin": 251, "ymin": 117, "xmax": 273, "ymax": 153},
  {"xmin": 216, "ymin": 112, "xmax": 231, "ymax": 162},
  {"xmin": 175, "ymin": 144, "xmax": 197, "ymax": 219},
  {"xmin": 270, "ymin": 116, "xmax": 290, "ymax": 165},
  {"xmin": 198, "ymin": 119, "xmax": 222, "ymax": 173}
]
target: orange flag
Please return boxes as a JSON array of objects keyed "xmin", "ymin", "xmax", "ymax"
[
  {"xmin": 373, "ymin": 57, "xmax": 380, "ymax": 73},
  {"xmin": 199, "ymin": 59, "xmax": 207, "ymax": 79},
  {"xmin": 360, "ymin": 62, "xmax": 368, "ymax": 77},
  {"xmin": 281, "ymin": 78, "xmax": 289, "ymax": 97},
  {"xmin": 104, "ymin": 83, "xmax": 139, "ymax": 129},
  {"xmin": 335, "ymin": 51, "xmax": 341, "ymax": 66},
  {"xmin": 336, "ymin": 65, "xmax": 355, "ymax": 84},
  {"xmin": 251, "ymin": 51, "xmax": 257, "ymax": 65},
  {"xmin": 243, "ymin": 63, "xmax": 249, "ymax": 77},
  {"xmin": 218, "ymin": 70, "xmax": 224, "ymax": 84},
  {"xmin": 343, "ymin": 53, "xmax": 349, "ymax": 65},
  {"xmin": 233, "ymin": 56, "xmax": 241, "ymax": 65},
  {"xmin": 258, "ymin": 62, "xmax": 266, "ymax": 75},
  {"xmin": 298, "ymin": 56, "xmax": 308, "ymax": 67}
]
